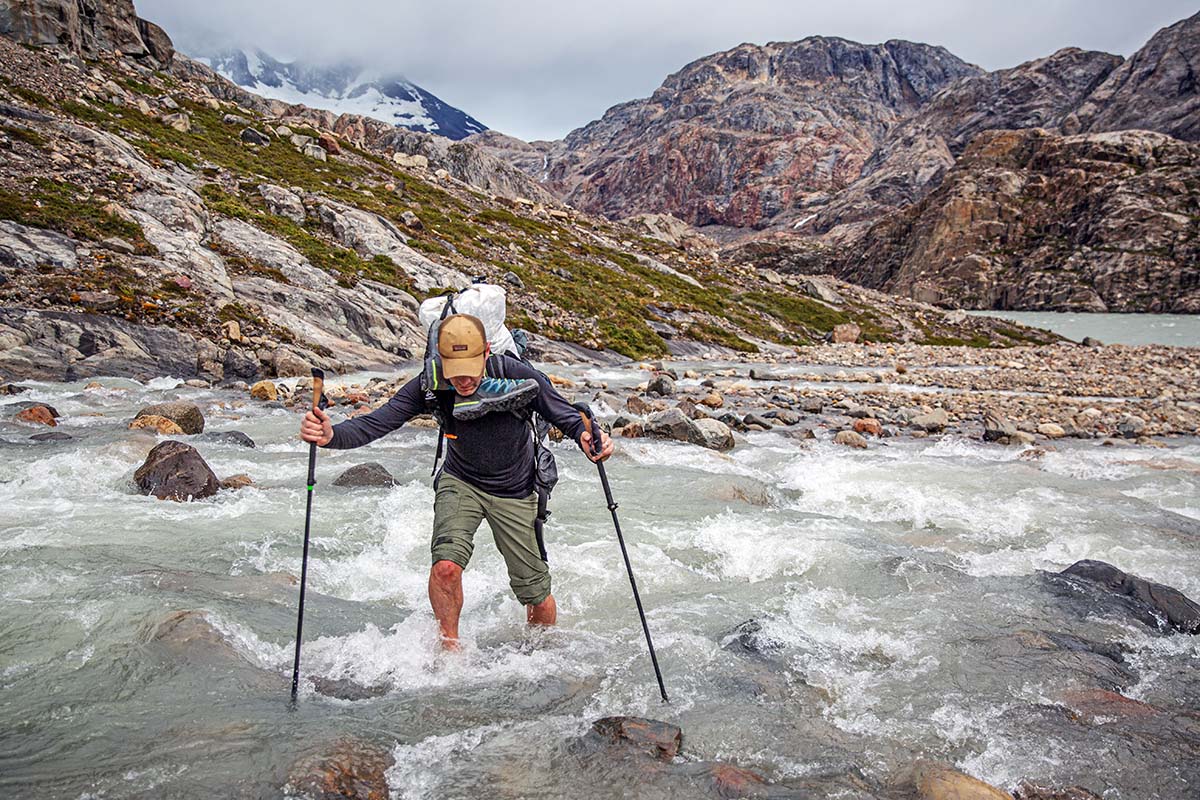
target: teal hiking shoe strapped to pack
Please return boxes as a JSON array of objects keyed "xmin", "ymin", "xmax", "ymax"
[{"xmin": 453, "ymin": 376, "xmax": 540, "ymax": 421}]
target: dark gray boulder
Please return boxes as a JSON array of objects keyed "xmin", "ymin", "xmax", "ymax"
[
  {"xmin": 133, "ymin": 441, "xmax": 221, "ymax": 501},
  {"xmin": 29, "ymin": 431, "xmax": 73, "ymax": 442},
  {"xmin": 646, "ymin": 373, "xmax": 675, "ymax": 397},
  {"xmin": 333, "ymin": 463, "xmax": 396, "ymax": 488},
  {"xmin": 197, "ymin": 430, "xmax": 256, "ymax": 448},
  {"xmin": 1045, "ymin": 559, "xmax": 1200, "ymax": 634},
  {"xmin": 645, "ymin": 408, "xmax": 704, "ymax": 446}
]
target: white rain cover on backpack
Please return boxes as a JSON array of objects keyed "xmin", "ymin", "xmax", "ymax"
[{"xmin": 418, "ymin": 283, "xmax": 518, "ymax": 357}]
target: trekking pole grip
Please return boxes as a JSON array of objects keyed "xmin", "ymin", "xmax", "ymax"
[
  {"xmin": 574, "ymin": 402, "xmax": 605, "ymax": 462},
  {"xmin": 310, "ymin": 368, "xmax": 325, "ymax": 412}
]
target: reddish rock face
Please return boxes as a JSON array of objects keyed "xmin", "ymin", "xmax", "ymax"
[
  {"xmin": 833, "ymin": 128, "xmax": 1200, "ymax": 313},
  {"xmin": 488, "ymin": 38, "xmax": 979, "ymax": 229}
]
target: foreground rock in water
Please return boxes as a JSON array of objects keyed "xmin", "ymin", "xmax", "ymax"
[
  {"xmin": 890, "ymin": 760, "xmax": 1011, "ymax": 800},
  {"xmin": 333, "ymin": 463, "xmax": 397, "ymax": 488},
  {"xmin": 133, "ymin": 441, "xmax": 220, "ymax": 501},
  {"xmin": 286, "ymin": 739, "xmax": 394, "ymax": 800},
  {"xmin": 13, "ymin": 403, "xmax": 58, "ymax": 426},
  {"xmin": 1013, "ymin": 782, "xmax": 1103, "ymax": 800},
  {"xmin": 586, "ymin": 717, "xmax": 682, "ymax": 761},
  {"xmin": 134, "ymin": 402, "xmax": 205, "ymax": 435},
  {"xmin": 1043, "ymin": 560, "xmax": 1200, "ymax": 635}
]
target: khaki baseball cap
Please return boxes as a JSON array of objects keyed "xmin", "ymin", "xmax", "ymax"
[{"xmin": 437, "ymin": 314, "xmax": 488, "ymax": 378}]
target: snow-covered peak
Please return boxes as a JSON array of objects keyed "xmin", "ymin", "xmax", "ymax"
[{"xmin": 198, "ymin": 48, "xmax": 487, "ymax": 140}]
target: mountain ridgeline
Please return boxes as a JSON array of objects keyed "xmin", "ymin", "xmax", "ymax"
[{"xmin": 473, "ymin": 13, "xmax": 1200, "ymax": 313}]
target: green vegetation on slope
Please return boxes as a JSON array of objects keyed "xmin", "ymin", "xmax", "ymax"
[{"xmin": 0, "ymin": 179, "xmax": 154, "ymax": 253}]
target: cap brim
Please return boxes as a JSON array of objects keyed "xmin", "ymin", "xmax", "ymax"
[{"xmin": 441, "ymin": 354, "xmax": 486, "ymax": 379}]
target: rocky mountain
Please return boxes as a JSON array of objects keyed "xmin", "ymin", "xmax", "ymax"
[
  {"xmin": 830, "ymin": 128, "xmax": 1200, "ymax": 313},
  {"xmin": 1068, "ymin": 11, "xmax": 1200, "ymax": 142},
  {"xmin": 791, "ymin": 47, "xmax": 1125, "ymax": 236},
  {"xmin": 473, "ymin": 12, "xmax": 1200, "ymax": 313},
  {"xmin": 0, "ymin": 1, "xmax": 1052, "ymax": 383},
  {"xmin": 0, "ymin": 0, "xmax": 173, "ymax": 65},
  {"xmin": 476, "ymin": 38, "xmax": 981, "ymax": 232},
  {"xmin": 199, "ymin": 48, "xmax": 487, "ymax": 141}
]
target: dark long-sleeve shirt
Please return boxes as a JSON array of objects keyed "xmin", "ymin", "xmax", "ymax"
[{"xmin": 323, "ymin": 356, "xmax": 586, "ymax": 498}]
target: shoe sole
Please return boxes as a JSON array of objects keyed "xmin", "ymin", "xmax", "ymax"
[{"xmin": 453, "ymin": 382, "xmax": 539, "ymax": 421}]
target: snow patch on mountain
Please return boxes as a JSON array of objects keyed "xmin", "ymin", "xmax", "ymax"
[{"xmin": 198, "ymin": 48, "xmax": 487, "ymax": 140}]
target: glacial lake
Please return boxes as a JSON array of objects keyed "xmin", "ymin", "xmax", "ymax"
[{"xmin": 969, "ymin": 311, "xmax": 1200, "ymax": 347}]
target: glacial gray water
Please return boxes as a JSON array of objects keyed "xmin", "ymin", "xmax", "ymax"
[
  {"xmin": 1, "ymin": 366, "xmax": 1198, "ymax": 799},
  {"xmin": 969, "ymin": 311, "xmax": 1200, "ymax": 348}
]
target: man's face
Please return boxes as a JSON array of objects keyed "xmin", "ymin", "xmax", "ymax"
[{"xmin": 448, "ymin": 373, "xmax": 482, "ymax": 396}]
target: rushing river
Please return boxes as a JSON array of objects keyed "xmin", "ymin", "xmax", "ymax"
[{"xmin": 2, "ymin": 365, "xmax": 1199, "ymax": 799}]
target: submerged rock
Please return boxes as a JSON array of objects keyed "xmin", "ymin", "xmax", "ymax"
[
  {"xmin": 197, "ymin": 430, "xmax": 256, "ymax": 448},
  {"xmin": 1014, "ymin": 781, "xmax": 1103, "ymax": 800},
  {"xmin": 309, "ymin": 676, "xmax": 390, "ymax": 701},
  {"xmin": 29, "ymin": 431, "xmax": 73, "ymax": 442},
  {"xmin": 134, "ymin": 402, "xmax": 205, "ymax": 434},
  {"xmin": 890, "ymin": 760, "xmax": 1011, "ymax": 800},
  {"xmin": 586, "ymin": 717, "xmax": 682, "ymax": 761},
  {"xmin": 1047, "ymin": 559, "xmax": 1200, "ymax": 634},
  {"xmin": 133, "ymin": 441, "xmax": 221, "ymax": 501},
  {"xmin": 220, "ymin": 474, "xmax": 253, "ymax": 490},
  {"xmin": 333, "ymin": 463, "xmax": 397, "ymax": 488},
  {"xmin": 286, "ymin": 738, "xmax": 394, "ymax": 800},
  {"xmin": 720, "ymin": 618, "xmax": 784, "ymax": 659}
]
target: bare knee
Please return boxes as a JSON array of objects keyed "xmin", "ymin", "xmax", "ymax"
[{"xmin": 431, "ymin": 559, "xmax": 463, "ymax": 588}]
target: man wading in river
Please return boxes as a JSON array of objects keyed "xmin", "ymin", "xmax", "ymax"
[{"xmin": 299, "ymin": 314, "xmax": 613, "ymax": 649}]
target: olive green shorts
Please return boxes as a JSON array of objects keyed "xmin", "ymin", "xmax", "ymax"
[{"xmin": 431, "ymin": 473, "xmax": 551, "ymax": 606}]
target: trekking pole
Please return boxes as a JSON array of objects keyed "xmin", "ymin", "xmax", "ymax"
[
  {"xmin": 574, "ymin": 403, "xmax": 669, "ymax": 703},
  {"xmin": 291, "ymin": 368, "xmax": 327, "ymax": 702}
]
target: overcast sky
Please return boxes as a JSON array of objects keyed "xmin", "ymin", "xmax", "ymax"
[{"xmin": 139, "ymin": 1, "xmax": 1198, "ymax": 141}]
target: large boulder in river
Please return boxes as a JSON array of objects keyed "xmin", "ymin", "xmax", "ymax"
[
  {"xmin": 644, "ymin": 408, "xmax": 729, "ymax": 449},
  {"xmin": 692, "ymin": 417, "xmax": 735, "ymax": 451},
  {"xmin": 982, "ymin": 411, "xmax": 1017, "ymax": 442},
  {"xmin": 134, "ymin": 441, "xmax": 220, "ymax": 501},
  {"xmin": 1048, "ymin": 560, "xmax": 1200, "ymax": 634},
  {"xmin": 333, "ymin": 462, "xmax": 396, "ymax": 487},
  {"xmin": 134, "ymin": 402, "xmax": 205, "ymax": 434},
  {"xmin": 646, "ymin": 373, "xmax": 676, "ymax": 397}
]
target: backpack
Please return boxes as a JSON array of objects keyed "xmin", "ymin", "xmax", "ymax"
[{"xmin": 419, "ymin": 287, "xmax": 559, "ymax": 562}]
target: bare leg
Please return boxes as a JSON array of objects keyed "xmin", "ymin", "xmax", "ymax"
[
  {"xmin": 428, "ymin": 560, "xmax": 464, "ymax": 650},
  {"xmin": 526, "ymin": 593, "xmax": 557, "ymax": 627}
]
